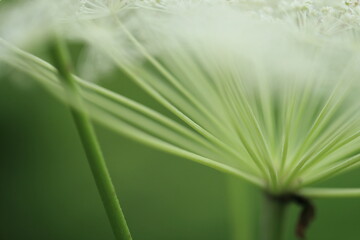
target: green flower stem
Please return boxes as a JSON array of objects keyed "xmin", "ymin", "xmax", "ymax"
[
  {"xmin": 300, "ymin": 187, "xmax": 360, "ymax": 198},
  {"xmin": 227, "ymin": 176, "xmax": 255, "ymax": 240},
  {"xmin": 51, "ymin": 35, "xmax": 132, "ymax": 240},
  {"xmin": 260, "ymin": 193, "xmax": 287, "ymax": 240}
]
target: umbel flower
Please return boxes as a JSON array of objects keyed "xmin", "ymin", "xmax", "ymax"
[{"xmin": 1, "ymin": 0, "xmax": 360, "ymax": 239}]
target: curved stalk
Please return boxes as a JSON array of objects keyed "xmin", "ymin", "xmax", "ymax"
[{"xmin": 51, "ymin": 35, "xmax": 132, "ymax": 240}]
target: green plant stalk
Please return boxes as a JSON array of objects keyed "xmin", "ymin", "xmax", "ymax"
[
  {"xmin": 51, "ymin": 36, "xmax": 132, "ymax": 240},
  {"xmin": 227, "ymin": 176, "xmax": 255, "ymax": 240},
  {"xmin": 260, "ymin": 193, "xmax": 287, "ymax": 240}
]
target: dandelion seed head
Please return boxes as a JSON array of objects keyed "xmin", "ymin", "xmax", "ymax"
[
  {"xmin": 1, "ymin": 0, "xmax": 360, "ymax": 193},
  {"xmin": 85, "ymin": 5, "xmax": 360, "ymax": 192}
]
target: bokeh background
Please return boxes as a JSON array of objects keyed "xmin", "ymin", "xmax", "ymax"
[{"xmin": 1, "ymin": 0, "xmax": 360, "ymax": 235}]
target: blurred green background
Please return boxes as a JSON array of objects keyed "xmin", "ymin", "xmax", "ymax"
[
  {"xmin": 1, "ymin": 54, "xmax": 360, "ymax": 240},
  {"xmin": 1, "ymin": 0, "xmax": 360, "ymax": 239}
]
